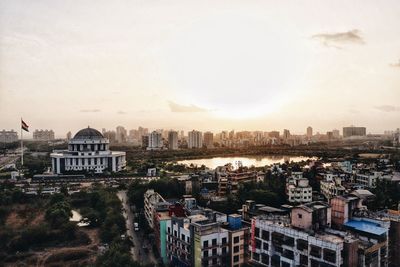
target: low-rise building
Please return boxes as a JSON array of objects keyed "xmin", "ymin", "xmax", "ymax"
[
  {"xmin": 320, "ymin": 174, "xmax": 346, "ymax": 200},
  {"xmin": 286, "ymin": 173, "xmax": 312, "ymax": 203}
]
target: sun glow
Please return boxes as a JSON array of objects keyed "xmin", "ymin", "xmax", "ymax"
[{"xmin": 159, "ymin": 11, "xmax": 312, "ymax": 119}]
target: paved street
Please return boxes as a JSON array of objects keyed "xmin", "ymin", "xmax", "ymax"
[{"xmin": 117, "ymin": 190, "xmax": 157, "ymax": 266}]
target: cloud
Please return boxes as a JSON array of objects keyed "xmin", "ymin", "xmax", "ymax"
[
  {"xmin": 389, "ymin": 60, "xmax": 400, "ymax": 68},
  {"xmin": 168, "ymin": 101, "xmax": 209, "ymax": 113},
  {"xmin": 117, "ymin": 110, "xmax": 126, "ymax": 115},
  {"xmin": 80, "ymin": 109, "xmax": 101, "ymax": 113},
  {"xmin": 312, "ymin": 29, "xmax": 364, "ymax": 48},
  {"xmin": 375, "ymin": 105, "xmax": 400, "ymax": 112}
]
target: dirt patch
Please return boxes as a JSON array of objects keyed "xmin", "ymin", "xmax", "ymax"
[
  {"xmin": 34, "ymin": 228, "xmax": 100, "ymax": 267},
  {"xmin": 5, "ymin": 211, "xmax": 26, "ymax": 229},
  {"xmin": 5, "ymin": 205, "xmax": 45, "ymax": 229}
]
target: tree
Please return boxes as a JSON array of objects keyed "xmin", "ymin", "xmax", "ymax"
[{"xmin": 45, "ymin": 201, "xmax": 72, "ymax": 228}]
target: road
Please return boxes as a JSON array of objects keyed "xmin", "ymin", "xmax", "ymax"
[{"xmin": 117, "ymin": 190, "xmax": 158, "ymax": 266}]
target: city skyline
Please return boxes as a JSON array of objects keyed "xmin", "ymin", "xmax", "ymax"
[{"xmin": 1, "ymin": 1, "xmax": 400, "ymax": 134}]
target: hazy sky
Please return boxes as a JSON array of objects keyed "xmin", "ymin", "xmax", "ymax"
[{"xmin": 1, "ymin": 0, "xmax": 399, "ymax": 137}]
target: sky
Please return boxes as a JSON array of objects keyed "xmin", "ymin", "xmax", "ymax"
[{"xmin": 0, "ymin": 0, "xmax": 399, "ymax": 137}]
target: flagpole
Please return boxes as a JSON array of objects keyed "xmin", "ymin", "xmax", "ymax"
[{"xmin": 21, "ymin": 118, "xmax": 23, "ymax": 166}]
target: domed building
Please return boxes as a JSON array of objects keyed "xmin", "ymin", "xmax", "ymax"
[{"xmin": 50, "ymin": 127, "xmax": 126, "ymax": 174}]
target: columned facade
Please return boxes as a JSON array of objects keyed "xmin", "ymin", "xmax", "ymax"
[{"xmin": 50, "ymin": 127, "xmax": 126, "ymax": 174}]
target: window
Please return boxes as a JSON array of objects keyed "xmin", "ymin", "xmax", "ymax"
[
  {"xmin": 174, "ymin": 230, "xmax": 177, "ymax": 237},
  {"xmin": 234, "ymin": 245, "xmax": 240, "ymax": 253},
  {"xmin": 212, "ymin": 248, "xmax": 217, "ymax": 256},
  {"xmin": 255, "ymin": 227, "xmax": 260, "ymax": 237},
  {"xmin": 323, "ymin": 248, "xmax": 336, "ymax": 263},
  {"xmin": 297, "ymin": 239, "xmax": 308, "ymax": 251},
  {"xmin": 222, "ymin": 247, "xmax": 227, "ymax": 255},
  {"xmin": 256, "ymin": 239, "xmax": 262, "ymax": 249},
  {"xmin": 203, "ymin": 240, "xmax": 209, "ymax": 248},
  {"xmin": 181, "ymin": 234, "xmax": 185, "ymax": 241},
  {"xmin": 212, "ymin": 258, "xmax": 217, "ymax": 265},
  {"xmin": 310, "ymin": 245, "xmax": 321, "ymax": 258},
  {"xmin": 253, "ymin": 252, "xmax": 260, "ymax": 261},
  {"xmin": 204, "ymin": 250, "xmax": 209, "ymax": 257},
  {"xmin": 261, "ymin": 230, "xmax": 269, "ymax": 241},
  {"xmin": 261, "ymin": 254, "xmax": 269, "ymax": 264},
  {"xmin": 234, "ymin": 255, "xmax": 240, "ymax": 262},
  {"xmin": 212, "ymin": 238, "xmax": 217, "ymax": 246},
  {"xmin": 234, "ymin": 236, "xmax": 240, "ymax": 243},
  {"xmin": 298, "ymin": 213, "xmax": 302, "ymax": 219},
  {"xmin": 222, "ymin": 237, "xmax": 227, "ymax": 244},
  {"xmin": 263, "ymin": 242, "xmax": 269, "ymax": 251}
]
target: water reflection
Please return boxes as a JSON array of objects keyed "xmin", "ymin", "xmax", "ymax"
[{"xmin": 177, "ymin": 156, "xmax": 315, "ymax": 169}]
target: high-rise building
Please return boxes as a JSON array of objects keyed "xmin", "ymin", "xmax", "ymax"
[
  {"xmin": 343, "ymin": 126, "xmax": 366, "ymax": 138},
  {"xmin": 203, "ymin": 131, "xmax": 214, "ymax": 148},
  {"xmin": 168, "ymin": 131, "xmax": 178, "ymax": 150},
  {"xmin": 283, "ymin": 129, "xmax": 291, "ymax": 139},
  {"xmin": 116, "ymin": 126, "xmax": 127, "ymax": 143},
  {"xmin": 0, "ymin": 130, "xmax": 18, "ymax": 143},
  {"xmin": 148, "ymin": 131, "xmax": 163, "ymax": 150},
  {"xmin": 33, "ymin": 129, "xmax": 55, "ymax": 141},
  {"xmin": 188, "ymin": 130, "xmax": 203, "ymax": 148},
  {"xmin": 307, "ymin": 126, "xmax": 313, "ymax": 138}
]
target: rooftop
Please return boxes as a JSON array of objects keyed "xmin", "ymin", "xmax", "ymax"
[{"xmin": 344, "ymin": 219, "xmax": 387, "ymax": 236}]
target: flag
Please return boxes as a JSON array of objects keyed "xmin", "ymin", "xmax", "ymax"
[{"xmin": 21, "ymin": 119, "xmax": 29, "ymax": 132}]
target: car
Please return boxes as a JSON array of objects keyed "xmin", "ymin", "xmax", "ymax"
[{"xmin": 134, "ymin": 222, "xmax": 139, "ymax": 232}]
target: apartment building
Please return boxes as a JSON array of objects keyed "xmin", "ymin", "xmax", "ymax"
[
  {"xmin": 286, "ymin": 172, "xmax": 312, "ymax": 203},
  {"xmin": 33, "ymin": 129, "xmax": 55, "ymax": 141},
  {"xmin": 188, "ymin": 130, "xmax": 203, "ymax": 149},
  {"xmin": 218, "ymin": 169, "xmax": 257, "ymax": 196},
  {"xmin": 250, "ymin": 200, "xmax": 390, "ymax": 267},
  {"xmin": 144, "ymin": 189, "xmax": 169, "ymax": 228},
  {"xmin": 0, "ymin": 130, "xmax": 18, "ymax": 143},
  {"xmin": 191, "ymin": 219, "xmax": 230, "ymax": 267},
  {"xmin": 320, "ymin": 174, "xmax": 346, "ymax": 200}
]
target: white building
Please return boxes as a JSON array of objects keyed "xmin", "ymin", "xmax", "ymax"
[
  {"xmin": 144, "ymin": 189, "xmax": 168, "ymax": 228},
  {"xmin": 0, "ymin": 130, "xmax": 18, "ymax": 143},
  {"xmin": 168, "ymin": 131, "xmax": 178, "ymax": 150},
  {"xmin": 355, "ymin": 171, "xmax": 389, "ymax": 188},
  {"xmin": 148, "ymin": 131, "xmax": 163, "ymax": 150},
  {"xmin": 320, "ymin": 174, "xmax": 346, "ymax": 200},
  {"xmin": 250, "ymin": 217, "xmax": 345, "ymax": 267},
  {"xmin": 286, "ymin": 172, "xmax": 312, "ymax": 203},
  {"xmin": 50, "ymin": 127, "xmax": 126, "ymax": 174},
  {"xmin": 188, "ymin": 130, "xmax": 203, "ymax": 148}
]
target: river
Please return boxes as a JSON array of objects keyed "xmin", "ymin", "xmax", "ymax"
[{"xmin": 177, "ymin": 155, "xmax": 316, "ymax": 169}]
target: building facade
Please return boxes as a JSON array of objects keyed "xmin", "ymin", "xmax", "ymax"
[
  {"xmin": 50, "ymin": 127, "xmax": 126, "ymax": 174},
  {"xmin": 33, "ymin": 129, "xmax": 55, "ymax": 141},
  {"xmin": 168, "ymin": 131, "xmax": 179, "ymax": 150},
  {"xmin": 286, "ymin": 172, "xmax": 312, "ymax": 203},
  {"xmin": 148, "ymin": 131, "xmax": 163, "ymax": 150},
  {"xmin": 188, "ymin": 130, "xmax": 203, "ymax": 149},
  {"xmin": 343, "ymin": 126, "xmax": 366, "ymax": 138},
  {"xmin": 0, "ymin": 130, "xmax": 18, "ymax": 143},
  {"xmin": 204, "ymin": 131, "xmax": 214, "ymax": 148}
]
